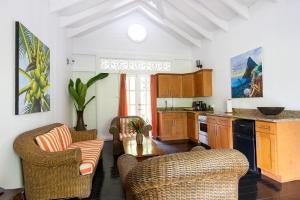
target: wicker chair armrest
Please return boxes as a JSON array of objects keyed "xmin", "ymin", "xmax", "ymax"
[
  {"xmin": 109, "ymin": 125, "xmax": 119, "ymax": 135},
  {"xmin": 143, "ymin": 124, "xmax": 152, "ymax": 133},
  {"xmin": 142, "ymin": 125, "xmax": 152, "ymax": 137},
  {"xmin": 70, "ymin": 129, "xmax": 97, "ymax": 142},
  {"xmin": 117, "ymin": 154, "xmax": 138, "ymax": 187},
  {"xmin": 15, "ymin": 146, "xmax": 82, "ymax": 167}
]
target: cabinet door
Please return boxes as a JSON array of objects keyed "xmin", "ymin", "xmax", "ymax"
[
  {"xmin": 169, "ymin": 75, "xmax": 182, "ymax": 97},
  {"xmin": 182, "ymin": 74, "xmax": 194, "ymax": 97},
  {"xmin": 173, "ymin": 113, "xmax": 187, "ymax": 139},
  {"xmin": 187, "ymin": 113, "xmax": 198, "ymax": 142},
  {"xmin": 202, "ymin": 70, "xmax": 212, "ymax": 96},
  {"xmin": 256, "ymin": 131, "xmax": 277, "ymax": 174},
  {"xmin": 194, "ymin": 70, "xmax": 212, "ymax": 97},
  {"xmin": 207, "ymin": 123, "xmax": 216, "ymax": 148},
  {"xmin": 157, "ymin": 75, "xmax": 171, "ymax": 97},
  {"xmin": 194, "ymin": 72, "xmax": 203, "ymax": 97},
  {"xmin": 217, "ymin": 125, "xmax": 231, "ymax": 149}
]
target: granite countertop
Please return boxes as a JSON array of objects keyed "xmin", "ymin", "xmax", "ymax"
[
  {"xmin": 157, "ymin": 108, "xmax": 300, "ymax": 122},
  {"xmin": 206, "ymin": 110, "xmax": 300, "ymax": 122},
  {"xmin": 157, "ymin": 107, "xmax": 213, "ymax": 115}
]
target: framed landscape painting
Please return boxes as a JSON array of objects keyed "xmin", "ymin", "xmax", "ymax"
[
  {"xmin": 15, "ymin": 22, "xmax": 50, "ymax": 115},
  {"xmin": 231, "ymin": 47, "xmax": 263, "ymax": 98}
]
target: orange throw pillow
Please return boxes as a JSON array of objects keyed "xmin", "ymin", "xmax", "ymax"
[
  {"xmin": 35, "ymin": 129, "xmax": 63, "ymax": 152},
  {"xmin": 53, "ymin": 124, "xmax": 72, "ymax": 150}
]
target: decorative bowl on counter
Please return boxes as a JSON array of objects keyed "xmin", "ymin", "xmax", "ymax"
[{"xmin": 257, "ymin": 107, "xmax": 285, "ymax": 115}]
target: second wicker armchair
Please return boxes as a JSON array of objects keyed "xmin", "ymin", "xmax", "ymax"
[{"xmin": 109, "ymin": 116, "xmax": 152, "ymax": 155}]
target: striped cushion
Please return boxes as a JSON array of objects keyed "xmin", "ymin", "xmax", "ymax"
[
  {"xmin": 35, "ymin": 129, "xmax": 63, "ymax": 152},
  {"xmin": 120, "ymin": 118, "xmax": 135, "ymax": 141},
  {"xmin": 53, "ymin": 124, "xmax": 72, "ymax": 150},
  {"xmin": 68, "ymin": 138, "xmax": 104, "ymax": 175}
]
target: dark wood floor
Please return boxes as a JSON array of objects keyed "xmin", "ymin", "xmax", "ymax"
[{"xmin": 86, "ymin": 141, "xmax": 300, "ymax": 200}]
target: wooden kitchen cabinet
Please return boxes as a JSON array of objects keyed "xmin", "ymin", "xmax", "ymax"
[
  {"xmin": 158, "ymin": 112, "xmax": 187, "ymax": 141},
  {"xmin": 157, "ymin": 75, "xmax": 170, "ymax": 97},
  {"xmin": 255, "ymin": 121, "xmax": 278, "ymax": 178},
  {"xmin": 156, "ymin": 69, "xmax": 212, "ymax": 98},
  {"xmin": 254, "ymin": 120, "xmax": 300, "ymax": 183},
  {"xmin": 207, "ymin": 123, "xmax": 216, "ymax": 148},
  {"xmin": 256, "ymin": 131, "xmax": 277, "ymax": 175},
  {"xmin": 218, "ymin": 124, "xmax": 232, "ymax": 149},
  {"xmin": 182, "ymin": 74, "xmax": 194, "ymax": 97},
  {"xmin": 207, "ymin": 116, "xmax": 232, "ymax": 149},
  {"xmin": 157, "ymin": 74, "xmax": 182, "ymax": 97},
  {"xmin": 194, "ymin": 70, "xmax": 212, "ymax": 97},
  {"xmin": 187, "ymin": 112, "xmax": 199, "ymax": 143}
]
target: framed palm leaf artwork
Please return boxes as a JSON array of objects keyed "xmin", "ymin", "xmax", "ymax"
[{"xmin": 15, "ymin": 22, "xmax": 50, "ymax": 115}]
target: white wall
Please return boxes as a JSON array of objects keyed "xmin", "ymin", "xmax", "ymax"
[
  {"xmin": 193, "ymin": 0, "xmax": 300, "ymax": 112},
  {"xmin": 72, "ymin": 12, "xmax": 197, "ymax": 140},
  {"xmin": 0, "ymin": 0, "xmax": 72, "ymax": 188}
]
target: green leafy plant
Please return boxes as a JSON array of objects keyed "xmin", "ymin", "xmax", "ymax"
[
  {"xmin": 127, "ymin": 119, "xmax": 148, "ymax": 134},
  {"xmin": 68, "ymin": 73, "xmax": 109, "ymax": 111}
]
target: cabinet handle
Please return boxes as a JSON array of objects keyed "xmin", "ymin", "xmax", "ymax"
[
  {"xmin": 269, "ymin": 141, "xmax": 272, "ymax": 170},
  {"xmin": 215, "ymin": 126, "xmax": 217, "ymax": 136},
  {"xmin": 257, "ymin": 125, "xmax": 270, "ymax": 130}
]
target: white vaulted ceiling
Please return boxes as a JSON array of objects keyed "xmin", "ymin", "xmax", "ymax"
[{"xmin": 49, "ymin": 0, "xmax": 276, "ymax": 47}]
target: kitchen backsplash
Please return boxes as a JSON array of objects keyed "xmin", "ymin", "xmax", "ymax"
[{"xmin": 157, "ymin": 98, "xmax": 193, "ymax": 108}]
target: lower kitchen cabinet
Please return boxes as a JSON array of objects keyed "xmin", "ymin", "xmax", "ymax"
[
  {"xmin": 207, "ymin": 116, "xmax": 232, "ymax": 149},
  {"xmin": 255, "ymin": 120, "xmax": 300, "ymax": 183},
  {"xmin": 256, "ymin": 130, "xmax": 277, "ymax": 175},
  {"xmin": 158, "ymin": 112, "xmax": 188, "ymax": 141},
  {"xmin": 187, "ymin": 112, "xmax": 199, "ymax": 143}
]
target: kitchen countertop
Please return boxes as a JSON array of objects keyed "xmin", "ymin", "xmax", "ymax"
[
  {"xmin": 157, "ymin": 108, "xmax": 300, "ymax": 122},
  {"xmin": 157, "ymin": 108, "xmax": 213, "ymax": 115},
  {"xmin": 206, "ymin": 111, "xmax": 300, "ymax": 122}
]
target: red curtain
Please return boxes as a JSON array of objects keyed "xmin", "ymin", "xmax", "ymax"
[
  {"xmin": 118, "ymin": 74, "xmax": 128, "ymax": 116},
  {"xmin": 150, "ymin": 75, "xmax": 157, "ymax": 138}
]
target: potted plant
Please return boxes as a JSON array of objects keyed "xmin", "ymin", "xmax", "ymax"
[
  {"xmin": 127, "ymin": 119, "xmax": 147, "ymax": 145},
  {"xmin": 68, "ymin": 73, "xmax": 109, "ymax": 131}
]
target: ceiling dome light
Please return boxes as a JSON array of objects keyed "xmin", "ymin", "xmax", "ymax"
[{"xmin": 128, "ymin": 24, "xmax": 147, "ymax": 42}]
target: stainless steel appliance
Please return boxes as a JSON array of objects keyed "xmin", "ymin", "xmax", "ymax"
[{"xmin": 198, "ymin": 115, "xmax": 208, "ymax": 145}]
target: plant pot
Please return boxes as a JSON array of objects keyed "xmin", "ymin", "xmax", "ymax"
[
  {"xmin": 76, "ymin": 111, "xmax": 86, "ymax": 131},
  {"xmin": 136, "ymin": 134, "xmax": 143, "ymax": 145}
]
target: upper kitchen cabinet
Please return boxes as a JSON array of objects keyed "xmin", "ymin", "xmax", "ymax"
[
  {"xmin": 157, "ymin": 74, "xmax": 182, "ymax": 97},
  {"xmin": 182, "ymin": 74, "xmax": 195, "ymax": 97},
  {"xmin": 194, "ymin": 69, "xmax": 212, "ymax": 97},
  {"xmin": 156, "ymin": 69, "xmax": 212, "ymax": 98}
]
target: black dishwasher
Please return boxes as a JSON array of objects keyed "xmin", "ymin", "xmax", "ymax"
[{"xmin": 233, "ymin": 119, "xmax": 258, "ymax": 173}]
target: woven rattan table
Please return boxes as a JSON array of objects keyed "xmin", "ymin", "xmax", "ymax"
[{"xmin": 122, "ymin": 136, "xmax": 165, "ymax": 161}]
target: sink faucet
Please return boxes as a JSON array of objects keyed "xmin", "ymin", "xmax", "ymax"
[{"xmin": 165, "ymin": 100, "xmax": 168, "ymax": 111}]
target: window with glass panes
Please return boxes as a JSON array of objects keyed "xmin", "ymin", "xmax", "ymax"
[{"xmin": 126, "ymin": 75, "xmax": 151, "ymax": 124}]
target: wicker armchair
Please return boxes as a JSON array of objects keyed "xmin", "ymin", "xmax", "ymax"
[
  {"xmin": 109, "ymin": 116, "xmax": 152, "ymax": 155},
  {"xmin": 14, "ymin": 123, "xmax": 98, "ymax": 200},
  {"xmin": 118, "ymin": 147, "xmax": 249, "ymax": 200}
]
